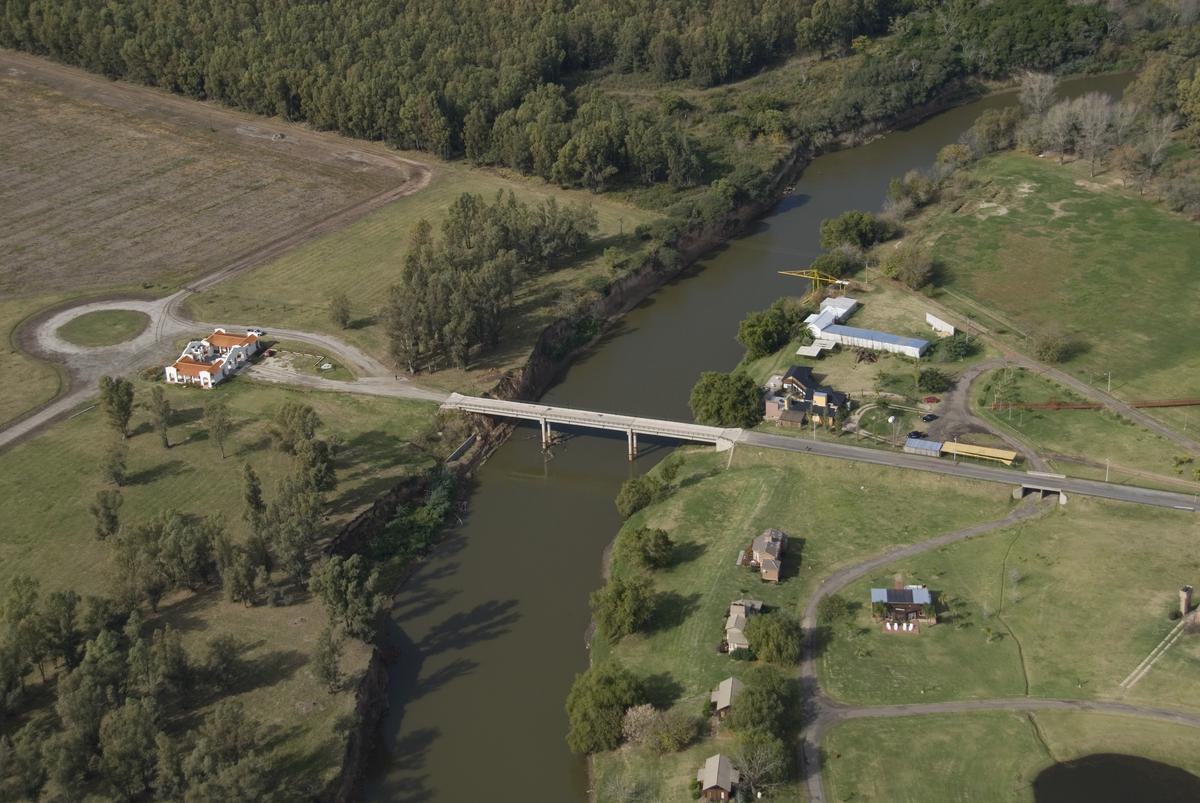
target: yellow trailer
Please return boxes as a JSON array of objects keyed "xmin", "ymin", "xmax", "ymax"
[{"xmin": 940, "ymin": 441, "xmax": 1018, "ymax": 466}]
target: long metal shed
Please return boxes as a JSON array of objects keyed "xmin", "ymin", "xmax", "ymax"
[{"xmin": 903, "ymin": 437, "xmax": 943, "ymax": 457}]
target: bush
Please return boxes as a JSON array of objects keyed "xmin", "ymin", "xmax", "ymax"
[
  {"xmin": 810, "ymin": 248, "xmax": 864, "ymax": 278},
  {"xmin": 744, "ymin": 612, "xmax": 803, "ymax": 664},
  {"xmin": 590, "ymin": 575, "xmax": 655, "ymax": 642},
  {"xmin": 566, "ymin": 662, "xmax": 644, "ymax": 754},
  {"xmin": 726, "ymin": 665, "xmax": 792, "ymax": 738},
  {"xmin": 615, "ymin": 475, "xmax": 665, "ymax": 519},
  {"xmin": 816, "ymin": 594, "xmax": 852, "ymax": 625},
  {"xmin": 936, "ymin": 333, "xmax": 977, "ymax": 362},
  {"xmin": 1031, "ymin": 332, "xmax": 1070, "ymax": 363},
  {"xmin": 688, "ymin": 371, "xmax": 763, "ymax": 428},
  {"xmin": 917, "ymin": 368, "xmax": 954, "ymax": 394},
  {"xmin": 730, "ymin": 647, "xmax": 756, "ymax": 661},
  {"xmin": 819, "ymin": 210, "xmax": 896, "ymax": 250},
  {"xmin": 880, "ymin": 242, "xmax": 935, "ymax": 289},
  {"xmin": 737, "ymin": 306, "xmax": 791, "ymax": 360},
  {"xmin": 617, "ymin": 527, "xmax": 674, "ymax": 570}
]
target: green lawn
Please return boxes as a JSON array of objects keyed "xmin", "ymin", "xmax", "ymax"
[
  {"xmin": 914, "ymin": 151, "xmax": 1200, "ymax": 431},
  {"xmin": 1, "ymin": 294, "xmax": 64, "ymax": 427},
  {"xmin": 974, "ymin": 367, "xmax": 1200, "ymax": 488},
  {"xmin": 188, "ymin": 158, "xmax": 661, "ymax": 393},
  {"xmin": 823, "ymin": 710, "xmax": 1200, "ymax": 803},
  {"xmin": 591, "ymin": 445, "xmax": 1015, "ymax": 801},
  {"xmin": 818, "ymin": 497, "xmax": 1200, "ymax": 711},
  {"xmin": 56, "ymin": 308, "xmax": 151, "ymax": 347},
  {"xmin": 0, "ymin": 379, "xmax": 439, "ymax": 791}
]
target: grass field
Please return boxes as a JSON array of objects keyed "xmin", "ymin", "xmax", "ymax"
[
  {"xmin": 0, "ymin": 72, "xmax": 394, "ymax": 298},
  {"xmin": 0, "ymin": 294, "xmax": 62, "ymax": 427},
  {"xmin": 818, "ymin": 497, "xmax": 1200, "ymax": 711},
  {"xmin": 823, "ymin": 710, "xmax": 1200, "ymax": 803},
  {"xmin": 0, "ymin": 379, "xmax": 439, "ymax": 790},
  {"xmin": 973, "ymin": 367, "xmax": 1200, "ymax": 488},
  {"xmin": 591, "ymin": 446, "xmax": 1015, "ymax": 801},
  {"xmin": 188, "ymin": 158, "xmax": 662, "ymax": 393},
  {"xmin": 913, "ymin": 151, "xmax": 1200, "ymax": 430},
  {"xmin": 56, "ymin": 308, "xmax": 151, "ymax": 347}
]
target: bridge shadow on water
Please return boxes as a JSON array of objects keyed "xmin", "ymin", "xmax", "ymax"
[{"xmin": 1033, "ymin": 754, "xmax": 1200, "ymax": 803}]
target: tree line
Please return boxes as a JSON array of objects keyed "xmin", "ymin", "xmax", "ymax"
[
  {"xmin": 0, "ymin": 0, "xmax": 797, "ymax": 189},
  {"xmin": 382, "ymin": 190, "xmax": 598, "ymax": 372}
]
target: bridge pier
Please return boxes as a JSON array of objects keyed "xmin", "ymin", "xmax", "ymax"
[
  {"xmin": 540, "ymin": 418, "xmax": 550, "ymax": 449},
  {"xmin": 627, "ymin": 429, "xmax": 637, "ymax": 460}
]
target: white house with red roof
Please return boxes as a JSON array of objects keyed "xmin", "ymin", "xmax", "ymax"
[{"xmin": 164, "ymin": 329, "xmax": 261, "ymax": 389}]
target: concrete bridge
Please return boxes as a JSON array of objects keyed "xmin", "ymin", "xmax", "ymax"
[{"xmin": 441, "ymin": 393, "xmax": 742, "ymax": 459}]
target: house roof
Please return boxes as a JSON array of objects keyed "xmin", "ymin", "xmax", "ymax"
[
  {"xmin": 821, "ymin": 296, "xmax": 859, "ymax": 317},
  {"xmin": 731, "ymin": 598, "xmax": 763, "ymax": 612},
  {"xmin": 207, "ymin": 330, "xmax": 259, "ymax": 350},
  {"xmin": 781, "ymin": 365, "xmax": 848, "ymax": 408},
  {"xmin": 821, "ymin": 324, "xmax": 930, "ymax": 351},
  {"xmin": 761, "ymin": 558, "xmax": 781, "ymax": 573},
  {"xmin": 871, "ymin": 587, "xmax": 933, "ymax": 606},
  {"xmin": 710, "ymin": 677, "xmax": 744, "ymax": 710},
  {"xmin": 170, "ymin": 357, "xmax": 223, "ymax": 378},
  {"xmin": 697, "ymin": 754, "xmax": 740, "ymax": 792},
  {"xmin": 726, "ymin": 628, "xmax": 749, "ymax": 650},
  {"xmin": 726, "ymin": 612, "xmax": 747, "ymax": 632},
  {"xmin": 752, "ymin": 529, "xmax": 787, "ymax": 558},
  {"xmin": 904, "ymin": 437, "xmax": 944, "ymax": 452}
]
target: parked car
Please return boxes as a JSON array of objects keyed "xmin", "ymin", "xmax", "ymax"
[
  {"xmin": 921, "ymin": 413, "xmax": 938, "ymax": 423},
  {"xmin": 247, "ymin": 328, "xmax": 267, "ymax": 337},
  {"xmin": 907, "ymin": 430, "xmax": 927, "ymax": 439}
]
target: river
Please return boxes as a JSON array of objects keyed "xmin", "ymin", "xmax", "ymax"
[{"xmin": 364, "ymin": 73, "xmax": 1129, "ymax": 802}]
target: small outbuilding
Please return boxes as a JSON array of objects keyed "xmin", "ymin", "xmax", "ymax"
[
  {"xmin": 697, "ymin": 754, "xmax": 740, "ymax": 801},
  {"xmin": 871, "ymin": 586, "xmax": 936, "ymax": 626},
  {"xmin": 903, "ymin": 437, "xmax": 943, "ymax": 458},
  {"xmin": 710, "ymin": 676, "xmax": 744, "ymax": 718}
]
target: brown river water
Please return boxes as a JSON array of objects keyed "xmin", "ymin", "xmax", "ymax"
[{"xmin": 364, "ymin": 73, "xmax": 1131, "ymax": 802}]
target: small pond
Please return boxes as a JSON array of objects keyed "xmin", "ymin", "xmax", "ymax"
[{"xmin": 1033, "ymin": 753, "xmax": 1200, "ymax": 803}]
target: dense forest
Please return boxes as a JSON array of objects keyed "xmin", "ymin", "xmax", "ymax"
[{"xmin": 0, "ymin": 0, "xmax": 1137, "ymax": 194}]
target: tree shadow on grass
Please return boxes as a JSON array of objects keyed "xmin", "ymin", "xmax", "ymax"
[
  {"xmin": 671, "ymin": 540, "xmax": 706, "ymax": 567},
  {"xmin": 779, "ymin": 537, "xmax": 806, "ymax": 582},
  {"xmin": 127, "ymin": 458, "xmax": 191, "ymax": 486},
  {"xmin": 642, "ymin": 672, "xmax": 684, "ymax": 709},
  {"xmin": 677, "ymin": 466, "xmax": 724, "ymax": 491},
  {"xmin": 648, "ymin": 591, "xmax": 700, "ymax": 633}
]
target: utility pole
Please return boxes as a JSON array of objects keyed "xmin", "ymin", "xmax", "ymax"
[
  {"xmin": 1105, "ymin": 457, "xmax": 1111, "ymax": 483},
  {"xmin": 1105, "ymin": 371, "xmax": 1112, "ymax": 394},
  {"xmin": 953, "ymin": 435, "xmax": 958, "ymax": 464}
]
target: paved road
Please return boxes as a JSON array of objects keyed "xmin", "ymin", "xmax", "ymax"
[{"xmin": 738, "ymin": 430, "xmax": 1199, "ymax": 511}]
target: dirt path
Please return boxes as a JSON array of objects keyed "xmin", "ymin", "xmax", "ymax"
[
  {"xmin": 907, "ymin": 286, "xmax": 1200, "ymax": 454},
  {"xmin": 925, "ymin": 358, "xmax": 1050, "ymax": 471},
  {"xmin": 0, "ymin": 51, "xmax": 439, "ymax": 452}
]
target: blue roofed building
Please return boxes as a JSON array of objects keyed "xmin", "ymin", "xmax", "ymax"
[{"xmin": 870, "ymin": 585, "xmax": 937, "ymax": 626}]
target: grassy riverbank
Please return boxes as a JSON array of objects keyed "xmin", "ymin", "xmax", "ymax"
[{"xmin": 590, "ymin": 445, "xmax": 1015, "ymax": 801}]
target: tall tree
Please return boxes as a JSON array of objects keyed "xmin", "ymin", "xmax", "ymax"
[
  {"xmin": 203, "ymin": 398, "xmax": 232, "ymax": 459},
  {"xmin": 308, "ymin": 556, "xmax": 386, "ymax": 641},
  {"xmin": 89, "ymin": 489, "xmax": 123, "ymax": 540},
  {"xmin": 1017, "ymin": 71, "xmax": 1057, "ymax": 117},
  {"xmin": 328, "ymin": 292, "xmax": 352, "ymax": 329},
  {"xmin": 99, "ymin": 376, "xmax": 135, "ymax": 439},
  {"xmin": 147, "ymin": 385, "xmax": 172, "ymax": 448}
]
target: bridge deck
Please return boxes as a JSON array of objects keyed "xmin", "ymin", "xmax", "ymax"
[{"xmin": 441, "ymin": 393, "xmax": 741, "ymax": 445}]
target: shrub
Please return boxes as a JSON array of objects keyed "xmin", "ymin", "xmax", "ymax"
[
  {"xmin": 744, "ymin": 612, "xmax": 803, "ymax": 664},
  {"xmin": 590, "ymin": 575, "xmax": 655, "ymax": 642},
  {"xmin": 819, "ymin": 210, "xmax": 895, "ymax": 250},
  {"xmin": 615, "ymin": 475, "xmax": 665, "ymax": 519},
  {"xmin": 917, "ymin": 368, "xmax": 954, "ymax": 394},
  {"xmin": 936, "ymin": 333, "xmax": 977, "ymax": 362},
  {"xmin": 689, "ymin": 371, "xmax": 764, "ymax": 428},
  {"xmin": 737, "ymin": 306, "xmax": 791, "ymax": 360},
  {"xmin": 810, "ymin": 248, "xmax": 863, "ymax": 278},
  {"xmin": 618, "ymin": 527, "xmax": 674, "ymax": 570},
  {"xmin": 726, "ymin": 665, "xmax": 792, "ymax": 738},
  {"xmin": 730, "ymin": 647, "xmax": 756, "ymax": 661},
  {"xmin": 1031, "ymin": 332, "xmax": 1070, "ymax": 363},
  {"xmin": 880, "ymin": 242, "xmax": 934, "ymax": 289},
  {"xmin": 566, "ymin": 662, "xmax": 644, "ymax": 754},
  {"xmin": 817, "ymin": 594, "xmax": 852, "ymax": 625}
]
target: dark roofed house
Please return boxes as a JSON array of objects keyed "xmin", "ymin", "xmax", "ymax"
[
  {"xmin": 697, "ymin": 754, "xmax": 740, "ymax": 801},
  {"xmin": 773, "ymin": 365, "xmax": 850, "ymax": 426},
  {"xmin": 871, "ymin": 585, "xmax": 936, "ymax": 628}
]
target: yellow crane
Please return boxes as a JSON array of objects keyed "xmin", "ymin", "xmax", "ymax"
[{"xmin": 777, "ymin": 268, "xmax": 840, "ymax": 302}]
